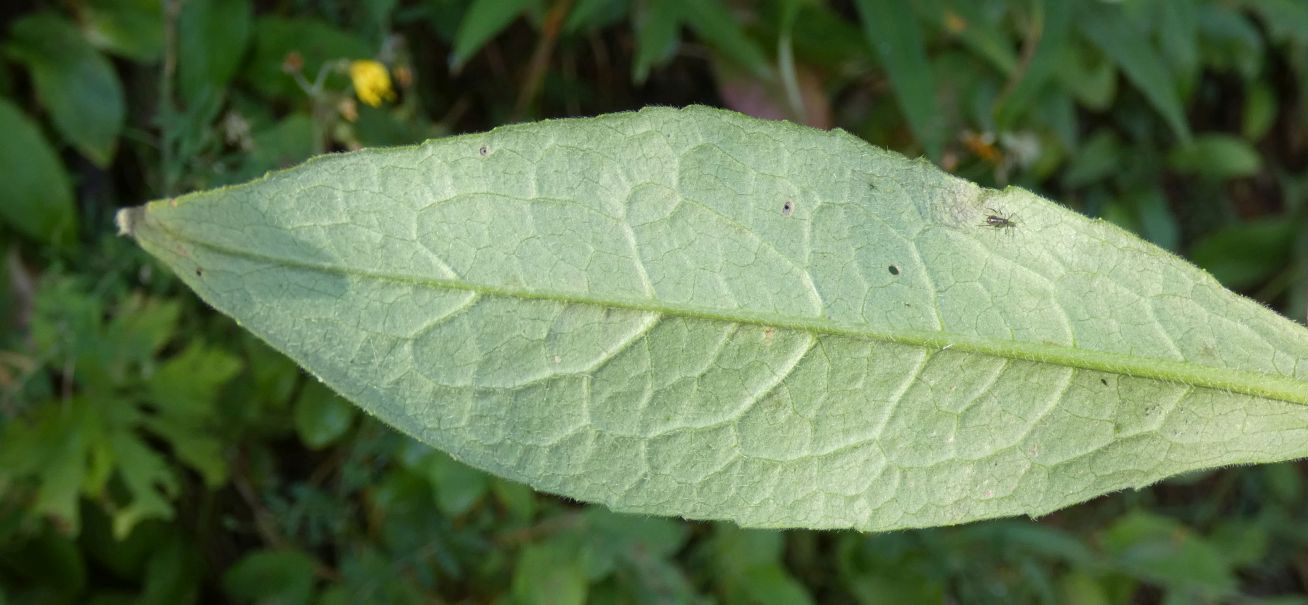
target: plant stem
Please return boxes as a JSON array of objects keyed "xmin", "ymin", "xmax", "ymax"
[{"xmin": 515, "ymin": 0, "xmax": 575, "ymax": 118}]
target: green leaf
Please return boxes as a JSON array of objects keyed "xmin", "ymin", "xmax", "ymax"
[
  {"xmin": 420, "ymin": 451, "xmax": 489, "ymax": 517},
  {"xmin": 449, "ymin": 0, "xmax": 538, "ymax": 71},
  {"xmin": 1196, "ymin": 4, "xmax": 1263, "ymax": 80},
  {"xmin": 1242, "ymin": 81, "xmax": 1277, "ymax": 140},
  {"xmin": 584, "ymin": 508, "xmax": 687, "ymax": 559},
  {"xmin": 5, "ymin": 13, "xmax": 126, "ymax": 166},
  {"xmin": 139, "ymin": 533, "xmax": 201, "ymax": 605},
  {"xmin": 78, "ymin": 0, "xmax": 165, "ymax": 61},
  {"xmin": 993, "ymin": 0, "xmax": 1064, "ymax": 115},
  {"xmin": 77, "ymin": 508, "xmax": 161, "ymax": 585},
  {"xmin": 1080, "ymin": 5, "xmax": 1192, "ymax": 142},
  {"xmin": 709, "ymin": 526, "xmax": 785, "ymax": 575},
  {"xmin": 358, "ymin": 0, "xmax": 400, "ymax": 46},
  {"xmin": 964, "ymin": 521, "xmax": 1098, "ymax": 567},
  {"xmin": 117, "ymin": 106, "xmax": 1308, "ymax": 532},
  {"xmin": 631, "ymin": 1, "xmax": 683, "ymax": 84},
  {"xmin": 103, "ymin": 296, "xmax": 182, "ymax": 367},
  {"xmin": 1189, "ymin": 219, "xmax": 1294, "ymax": 290},
  {"xmin": 139, "ymin": 341, "xmax": 240, "ymax": 487},
  {"xmin": 1061, "ymin": 130, "xmax": 1122, "ymax": 188},
  {"xmin": 563, "ymin": 0, "xmax": 625, "ymax": 34},
  {"xmin": 0, "ymin": 99, "xmax": 77, "ymax": 249},
  {"xmin": 108, "ymin": 430, "xmax": 178, "ymax": 539},
  {"xmin": 733, "ymin": 566, "xmax": 814, "ymax": 605},
  {"xmin": 992, "ymin": 0, "xmax": 1068, "ymax": 128},
  {"xmin": 1155, "ymin": 0, "xmax": 1200, "ymax": 95},
  {"xmin": 237, "ymin": 334, "xmax": 301, "ymax": 415},
  {"xmin": 854, "ymin": 0, "xmax": 944, "ymax": 159},
  {"xmin": 142, "ymin": 414, "xmax": 229, "ymax": 487},
  {"xmin": 1057, "ymin": 571, "xmax": 1111, "ymax": 605},
  {"xmin": 1102, "ymin": 511, "xmax": 1235, "ymax": 596},
  {"xmin": 233, "ymin": 113, "xmax": 318, "ymax": 183},
  {"xmin": 838, "ymin": 533, "xmax": 945, "ymax": 603},
  {"xmin": 512, "ymin": 541, "xmax": 587, "ymax": 605},
  {"xmin": 1054, "ymin": 41, "xmax": 1117, "ymax": 111},
  {"xmin": 918, "ymin": 0, "xmax": 1018, "ymax": 76},
  {"xmin": 707, "ymin": 526, "xmax": 812, "ymax": 605},
  {"xmin": 491, "ymin": 478, "xmax": 538, "ymax": 521},
  {"xmin": 51, "ymin": 293, "xmax": 122, "ymax": 391},
  {"xmin": 2, "ymin": 401, "xmax": 92, "ymax": 530},
  {"xmin": 782, "ymin": 3, "xmax": 873, "ymax": 72},
  {"xmin": 677, "ymin": 0, "xmax": 773, "ymax": 80},
  {"xmin": 1209, "ymin": 519, "xmax": 1269, "ymax": 568},
  {"xmin": 146, "ymin": 342, "xmax": 243, "ymax": 420},
  {"xmin": 1242, "ymin": 0, "xmax": 1308, "ymax": 46},
  {"xmin": 578, "ymin": 508, "xmax": 689, "ymax": 580},
  {"xmin": 1168, "ymin": 134, "xmax": 1262, "ymax": 180},
  {"xmin": 1264, "ymin": 461, "xmax": 1303, "ymax": 504},
  {"xmin": 0, "ymin": 528, "xmax": 87, "ymax": 598},
  {"xmin": 1132, "ymin": 188, "xmax": 1180, "ymax": 252},
  {"xmin": 335, "ymin": 548, "xmax": 426, "ymax": 603},
  {"xmin": 221, "ymin": 549, "xmax": 318, "ymax": 605},
  {"xmin": 178, "ymin": 0, "xmax": 252, "ymax": 104},
  {"xmin": 293, "ymin": 380, "xmax": 357, "ymax": 449}
]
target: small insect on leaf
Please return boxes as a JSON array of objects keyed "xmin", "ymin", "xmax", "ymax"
[{"xmin": 981, "ymin": 207, "xmax": 1018, "ymax": 233}]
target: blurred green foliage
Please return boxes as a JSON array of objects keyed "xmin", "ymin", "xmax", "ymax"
[{"xmin": 2, "ymin": 0, "xmax": 1308, "ymax": 602}]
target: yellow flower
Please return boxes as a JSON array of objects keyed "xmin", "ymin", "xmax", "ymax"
[{"xmin": 348, "ymin": 60, "xmax": 395, "ymax": 107}]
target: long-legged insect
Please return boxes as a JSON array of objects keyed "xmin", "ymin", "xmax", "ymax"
[{"xmin": 980, "ymin": 207, "xmax": 1018, "ymax": 233}]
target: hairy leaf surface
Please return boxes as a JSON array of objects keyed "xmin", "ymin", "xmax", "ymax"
[{"xmin": 118, "ymin": 106, "xmax": 1308, "ymax": 531}]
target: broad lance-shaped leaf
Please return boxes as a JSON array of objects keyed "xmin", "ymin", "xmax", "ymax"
[{"xmin": 117, "ymin": 106, "xmax": 1308, "ymax": 531}]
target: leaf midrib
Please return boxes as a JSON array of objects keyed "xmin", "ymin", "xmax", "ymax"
[{"xmin": 138, "ymin": 210, "xmax": 1308, "ymax": 407}]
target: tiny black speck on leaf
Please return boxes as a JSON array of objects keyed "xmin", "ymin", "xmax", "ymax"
[
  {"xmin": 1100, "ymin": 378, "xmax": 1108, "ymax": 386},
  {"xmin": 195, "ymin": 268, "xmax": 203, "ymax": 277},
  {"xmin": 888, "ymin": 265, "xmax": 900, "ymax": 275},
  {"xmin": 478, "ymin": 145, "xmax": 489, "ymax": 156},
  {"xmin": 782, "ymin": 200, "xmax": 794, "ymax": 216}
]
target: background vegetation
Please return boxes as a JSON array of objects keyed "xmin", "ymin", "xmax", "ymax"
[{"xmin": 1, "ymin": 0, "xmax": 1307, "ymax": 602}]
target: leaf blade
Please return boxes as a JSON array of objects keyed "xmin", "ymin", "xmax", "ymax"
[
  {"xmin": 631, "ymin": 1, "xmax": 683, "ymax": 84},
  {"xmin": 853, "ymin": 0, "xmax": 944, "ymax": 160},
  {"xmin": 449, "ymin": 0, "xmax": 538, "ymax": 71},
  {"xmin": 994, "ymin": 0, "xmax": 1070, "ymax": 128},
  {"xmin": 118, "ymin": 106, "xmax": 1308, "ymax": 531},
  {"xmin": 178, "ymin": 0, "xmax": 253, "ymax": 105},
  {"xmin": 5, "ymin": 13, "xmax": 125, "ymax": 166},
  {"xmin": 0, "ymin": 98, "xmax": 77, "ymax": 248},
  {"xmin": 1080, "ymin": 5, "xmax": 1192, "ymax": 142},
  {"xmin": 677, "ymin": 0, "xmax": 773, "ymax": 80}
]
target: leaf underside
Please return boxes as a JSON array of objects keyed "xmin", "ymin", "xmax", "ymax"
[{"xmin": 118, "ymin": 106, "xmax": 1308, "ymax": 532}]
